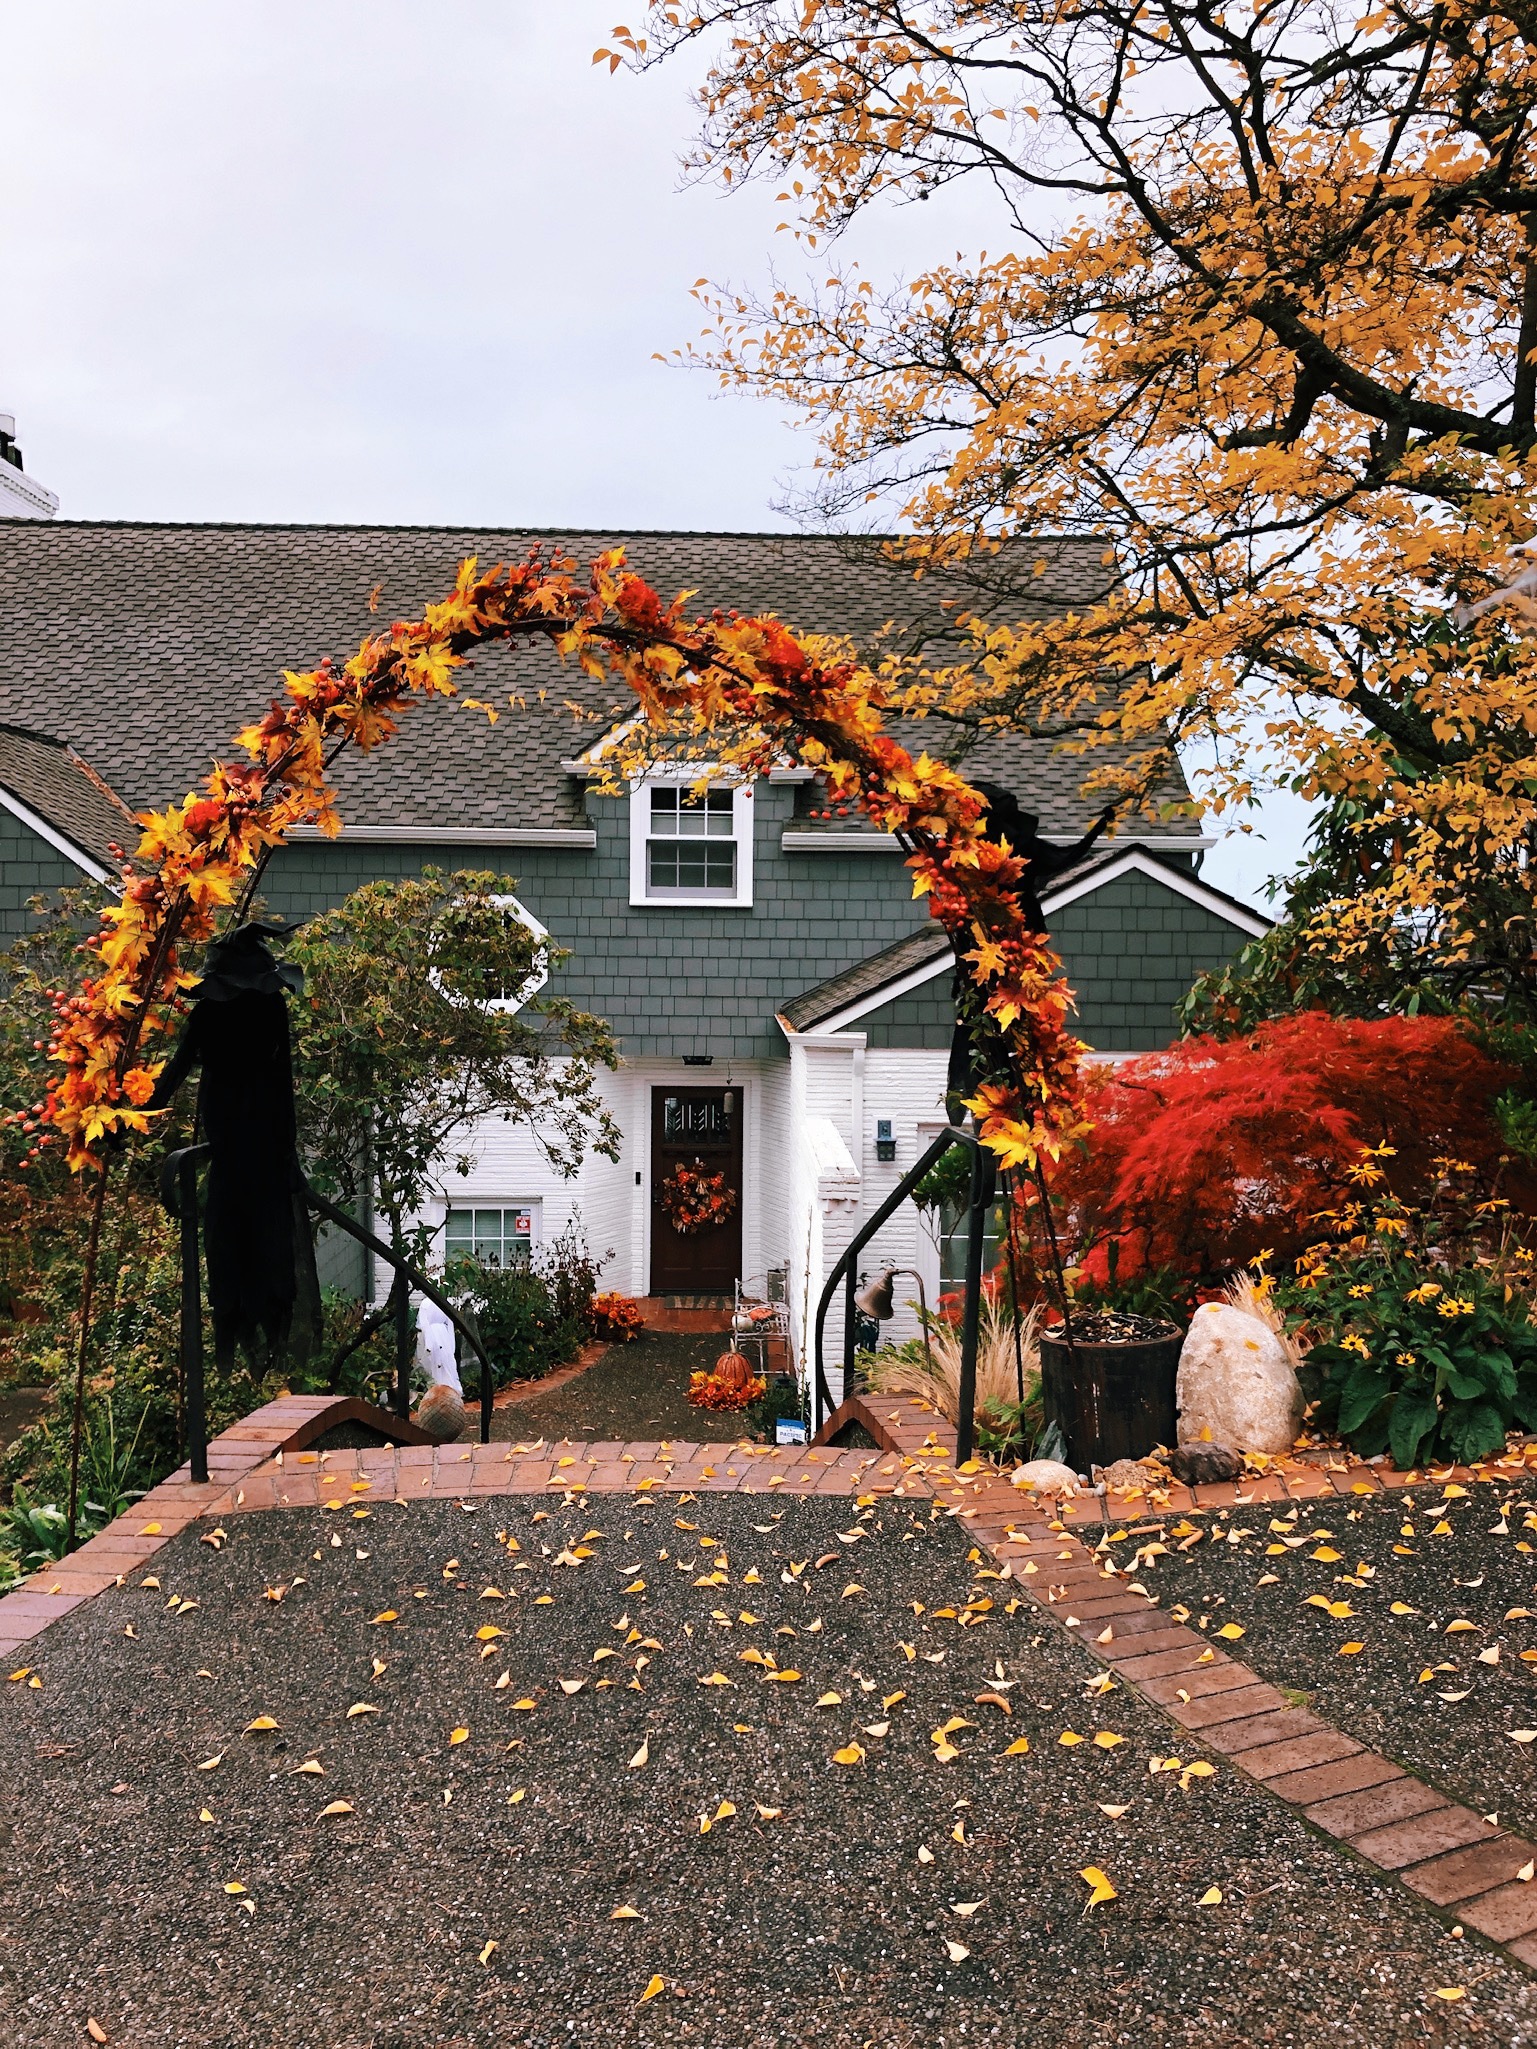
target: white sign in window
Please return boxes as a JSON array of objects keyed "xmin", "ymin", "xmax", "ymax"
[{"xmin": 445, "ymin": 1204, "xmax": 538, "ymax": 1268}]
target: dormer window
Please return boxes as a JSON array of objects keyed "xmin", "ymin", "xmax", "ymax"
[{"xmin": 630, "ymin": 775, "xmax": 754, "ymax": 908}]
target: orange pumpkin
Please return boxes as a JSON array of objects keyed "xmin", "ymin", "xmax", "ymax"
[{"xmin": 714, "ymin": 1349, "xmax": 753, "ymax": 1393}]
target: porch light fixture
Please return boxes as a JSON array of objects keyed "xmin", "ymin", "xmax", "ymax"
[{"xmin": 875, "ymin": 1118, "xmax": 896, "ymax": 1162}]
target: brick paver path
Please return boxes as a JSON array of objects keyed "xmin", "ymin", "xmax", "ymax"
[{"xmin": 6, "ymin": 1385, "xmax": 1537, "ymax": 1975}]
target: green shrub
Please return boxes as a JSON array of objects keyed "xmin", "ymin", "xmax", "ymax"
[
  {"xmin": 446, "ymin": 1223, "xmax": 599, "ymax": 1389},
  {"xmin": 1283, "ymin": 1247, "xmax": 1537, "ymax": 1467}
]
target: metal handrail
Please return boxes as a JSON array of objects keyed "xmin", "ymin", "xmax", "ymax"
[
  {"xmin": 160, "ymin": 1159, "xmax": 499, "ymax": 1486},
  {"xmin": 304, "ymin": 1184, "xmax": 495, "ymax": 1442},
  {"xmin": 812, "ymin": 1122, "xmax": 997, "ymax": 1463}
]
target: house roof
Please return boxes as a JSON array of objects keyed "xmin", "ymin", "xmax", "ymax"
[
  {"xmin": 0, "ymin": 721, "xmax": 138, "ymax": 877},
  {"xmin": 780, "ymin": 846, "xmax": 1270, "ymax": 1033},
  {"xmin": 0, "ymin": 524, "xmax": 1202, "ymax": 838},
  {"xmin": 780, "ymin": 923, "xmax": 951, "ymax": 1032}
]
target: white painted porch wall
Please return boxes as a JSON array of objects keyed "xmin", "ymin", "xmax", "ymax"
[
  {"xmin": 854, "ymin": 1046, "xmax": 950, "ymax": 1346},
  {"xmin": 393, "ymin": 1056, "xmax": 793, "ymax": 1302}
]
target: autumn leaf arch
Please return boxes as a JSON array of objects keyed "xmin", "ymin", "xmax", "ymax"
[{"xmin": 44, "ymin": 548, "xmax": 1090, "ymax": 1178}]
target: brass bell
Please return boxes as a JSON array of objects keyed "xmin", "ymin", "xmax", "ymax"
[{"xmin": 854, "ymin": 1269, "xmax": 897, "ymax": 1320}]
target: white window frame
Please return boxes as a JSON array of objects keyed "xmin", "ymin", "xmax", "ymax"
[
  {"xmin": 443, "ymin": 1201, "xmax": 542, "ymax": 1268},
  {"xmin": 629, "ymin": 772, "xmax": 755, "ymax": 909},
  {"xmin": 431, "ymin": 893, "xmax": 549, "ymax": 1014}
]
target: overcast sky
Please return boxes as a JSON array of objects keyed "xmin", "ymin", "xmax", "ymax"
[{"xmin": 1, "ymin": 2, "xmax": 1305, "ymax": 907}]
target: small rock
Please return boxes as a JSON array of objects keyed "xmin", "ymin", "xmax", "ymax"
[
  {"xmin": 1167, "ymin": 1442, "xmax": 1244, "ymax": 1485},
  {"xmin": 1176, "ymin": 1303, "xmax": 1302, "ymax": 1455},
  {"xmin": 1094, "ymin": 1458, "xmax": 1162, "ymax": 1494},
  {"xmin": 1011, "ymin": 1458, "xmax": 1082, "ymax": 1495}
]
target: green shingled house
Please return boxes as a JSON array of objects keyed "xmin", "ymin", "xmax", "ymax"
[{"xmin": 0, "ymin": 524, "xmax": 1266, "ymax": 1342}]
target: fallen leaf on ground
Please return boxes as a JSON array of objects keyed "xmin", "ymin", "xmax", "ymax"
[
  {"xmin": 639, "ymin": 1974, "xmax": 665, "ymax": 2004},
  {"xmin": 449, "ymin": 1727, "xmax": 469, "ymax": 1746},
  {"xmin": 1080, "ymin": 1866, "xmax": 1117, "ymax": 1908},
  {"xmin": 317, "ymin": 1801, "xmax": 354, "ymax": 1818},
  {"xmin": 347, "ymin": 1703, "xmax": 380, "ymax": 1719},
  {"xmin": 833, "ymin": 1742, "xmax": 865, "ymax": 1766},
  {"xmin": 1003, "ymin": 1736, "xmax": 1031, "ymax": 1756},
  {"xmin": 243, "ymin": 1717, "xmax": 278, "ymax": 1734},
  {"xmin": 479, "ymin": 1940, "xmax": 498, "ymax": 1966},
  {"xmin": 611, "ymin": 1906, "xmax": 642, "ymax": 1920},
  {"xmin": 629, "ymin": 1739, "xmax": 649, "ymax": 1769},
  {"xmin": 944, "ymin": 1940, "xmax": 971, "ymax": 1963},
  {"xmin": 1198, "ymin": 1886, "xmax": 1223, "ymax": 1905}
]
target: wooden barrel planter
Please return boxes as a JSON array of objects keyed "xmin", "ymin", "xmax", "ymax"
[{"xmin": 1038, "ymin": 1312, "xmax": 1184, "ymax": 1470}]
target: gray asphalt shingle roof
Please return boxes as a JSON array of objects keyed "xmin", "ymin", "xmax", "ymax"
[
  {"xmin": 0, "ymin": 721, "xmax": 138, "ymax": 871},
  {"xmin": 0, "ymin": 524, "xmax": 1199, "ymax": 837}
]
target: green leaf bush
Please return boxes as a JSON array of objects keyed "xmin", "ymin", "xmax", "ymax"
[{"xmin": 1283, "ymin": 1249, "xmax": 1537, "ymax": 1468}]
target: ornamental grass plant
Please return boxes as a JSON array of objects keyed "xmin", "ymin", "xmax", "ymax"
[{"xmin": 864, "ymin": 1296, "xmax": 1044, "ymax": 1460}]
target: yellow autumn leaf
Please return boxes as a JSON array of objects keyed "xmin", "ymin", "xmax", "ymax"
[
  {"xmin": 479, "ymin": 1940, "xmax": 499, "ymax": 1966},
  {"xmin": 1214, "ymin": 1623, "xmax": 1245, "ymax": 1641},
  {"xmin": 370, "ymin": 1610, "xmax": 398, "ymax": 1625},
  {"xmin": 1059, "ymin": 1731, "xmax": 1084, "ymax": 1746},
  {"xmin": 629, "ymin": 1739, "xmax": 650, "ymax": 1768},
  {"xmin": 1092, "ymin": 1731, "xmax": 1125, "ymax": 1749},
  {"xmin": 816, "ymin": 1690, "xmax": 844, "ymax": 1708},
  {"xmin": 1339, "ymin": 1641, "xmax": 1365, "ymax": 1655},
  {"xmin": 449, "ymin": 1727, "xmax": 469, "ymax": 1746},
  {"xmin": 1198, "ymin": 1886, "xmax": 1223, "ymax": 1906},
  {"xmin": 317, "ymin": 1800, "xmax": 354, "ymax": 1818},
  {"xmin": 1310, "ymin": 1547, "xmax": 1341, "ymax": 1562},
  {"xmin": 243, "ymin": 1716, "xmax": 279, "ymax": 1733},
  {"xmin": 223, "ymin": 1881, "xmax": 247, "ymax": 1895},
  {"xmin": 699, "ymin": 1672, "xmax": 732, "ymax": 1687},
  {"xmin": 639, "ymin": 1974, "xmax": 665, "ymax": 2004},
  {"xmin": 346, "ymin": 1702, "xmax": 380, "ymax": 1718},
  {"xmin": 611, "ymin": 1905, "xmax": 642, "ymax": 1920},
  {"xmin": 832, "ymin": 1742, "xmax": 865, "ymax": 1766},
  {"xmin": 475, "ymin": 1625, "xmax": 504, "ymax": 1642},
  {"xmin": 1003, "ymin": 1736, "xmax": 1031, "ymax": 1755},
  {"xmin": 1080, "ymin": 1865, "xmax": 1117, "ymax": 1908}
]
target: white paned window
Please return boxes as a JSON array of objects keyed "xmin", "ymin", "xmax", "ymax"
[
  {"xmin": 629, "ymin": 776, "xmax": 755, "ymax": 907},
  {"xmin": 444, "ymin": 1204, "xmax": 538, "ymax": 1268}
]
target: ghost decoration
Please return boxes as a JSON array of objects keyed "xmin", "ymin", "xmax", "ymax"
[{"xmin": 413, "ymin": 1293, "xmax": 466, "ymax": 1440}]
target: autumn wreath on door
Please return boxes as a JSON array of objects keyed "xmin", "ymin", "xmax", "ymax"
[{"xmin": 658, "ymin": 1157, "xmax": 738, "ymax": 1234}]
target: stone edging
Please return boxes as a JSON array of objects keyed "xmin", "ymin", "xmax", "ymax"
[
  {"xmin": 820, "ymin": 1392, "xmax": 1537, "ymax": 1971},
  {"xmin": 0, "ymin": 1395, "xmax": 429, "ymax": 1662}
]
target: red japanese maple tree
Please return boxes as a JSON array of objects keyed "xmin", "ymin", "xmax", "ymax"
[{"xmin": 1048, "ymin": 1012, "xmax": 1530, "ymax": 1289}]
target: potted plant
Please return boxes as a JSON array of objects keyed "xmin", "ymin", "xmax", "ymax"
[{"xmin": 1037, "ymin": 1307, "xmax": 1185, "ymax": 1469}]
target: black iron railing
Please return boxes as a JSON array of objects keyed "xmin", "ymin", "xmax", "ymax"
[
  {"xmin": 812, "ymin": 1121, "xmax": 996, "ymax": 1463},
  {"xmin": 160, "ymin": 1160, "xmax": 496, "ymax": 1481}
]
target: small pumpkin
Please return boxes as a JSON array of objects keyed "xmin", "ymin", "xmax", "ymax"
[{"xmin": 713, "ymin": 1349, "xmax": 753, "ymax": 1393}]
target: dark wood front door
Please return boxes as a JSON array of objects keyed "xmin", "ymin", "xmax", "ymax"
[{"xmin": 650, "ymin": 1086, "xmax": 743, "ymax": 1296}]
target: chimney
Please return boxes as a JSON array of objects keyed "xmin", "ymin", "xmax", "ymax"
[{"xmin": 0, "ymin": 412, "xmax": 60, "ymax": 519}]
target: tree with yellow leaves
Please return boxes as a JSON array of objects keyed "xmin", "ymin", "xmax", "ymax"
[{"xmin": 627, "ymin": 0, "xmax": 1537, "ymax": 1017}]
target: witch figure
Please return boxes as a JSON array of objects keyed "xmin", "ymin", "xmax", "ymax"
[
  {"xmin": 148, "ymin": 920, "xmax": 319, "ymax": 1369},
  {"xmin": 944, "ymin": 778, "xmax": 1112, "ymax": 1117}
]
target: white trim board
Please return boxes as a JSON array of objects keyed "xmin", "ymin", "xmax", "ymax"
[
  {"xmin": 285, "ymin": 824, "xmax": 597, "ymax": 847},
  {"xmin": 797, "ymin": 846, "xmax": 1269, "ymax": 1036},
  {"xmin": 1040, "ymin": 846, "xmax": 1270, "ymax": 935},
  {"xmin": 781, "ymin": 829, "xmax": 1214, "ymax": 855},
  {"xmin": 0, "ymin": 786, "xmax": 111, "ymax": 881}
]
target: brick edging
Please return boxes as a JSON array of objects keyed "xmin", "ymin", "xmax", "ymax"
[
  {"xmin": 822, "ymin": 1393, "xmax": 1537, "ymax": 1971},
  {"xmin": 0, "ymin": 1395, "xmax": 429, "ymax": 1661}
]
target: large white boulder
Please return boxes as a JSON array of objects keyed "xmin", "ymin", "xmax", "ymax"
[
  {"xmin": 1176, "ymin": 1302, "xmax": 1302, "ymax": 1455},
  {"xmin": 1011, "ymin": 1458, "xmax": 1082, "ymax": 1495}
]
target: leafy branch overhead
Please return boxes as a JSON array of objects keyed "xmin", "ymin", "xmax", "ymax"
[
  {"xmin": 633, "ymin": 0, "xmax": 1537, "ymax": 1014},
  {"xmin": 43, "ymin": 549, "xmax": 1098, "ymax": 1180}
]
